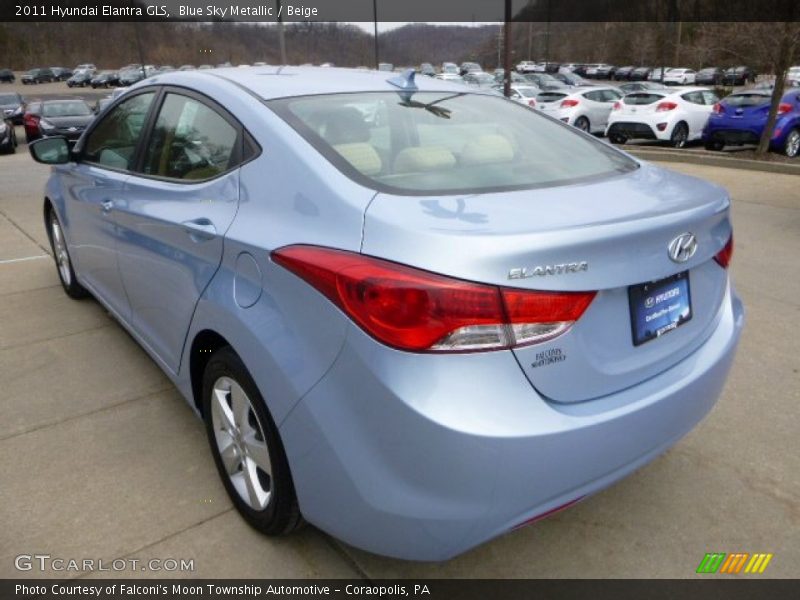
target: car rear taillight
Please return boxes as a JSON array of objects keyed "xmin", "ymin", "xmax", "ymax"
[
  {"xmin": 528, "ymin": 99, "xmax": 536, "ymax": 108},
  {"xmin": 712, "ymin": 102, "xmax": 723, "ymax": 114},
  {"xmin": 272, "ymin": 246, "xmax": 596, "ymax": 353},
  {"xmin": 656, "ymin": 101, "xmax": 678, "ymax": 112},
  {"xmin": 714, "ymin": 235, "xmax": 733, "ymax": 269},
  {"xmin": 777, "ymin": 102, "xmax": 792, "ymax": 115},
  {"xmin": 612, "ymin": 101, "xmax": 621, "ymax": 111},
  {"xmin": 560, "ymin": 99, "xmax": 579, "ymax": 108}
]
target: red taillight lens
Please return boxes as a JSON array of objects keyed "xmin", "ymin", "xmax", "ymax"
[
  {"xmin": 560, "ymin": 98, "xmax": 579, "ymax": 108},
  {"xmin": 528, "ymin": 99, "xmax": 536, "ymax": 107},
  {"xmin": 712, "ymin": 102, "xmax": 723, "ymax": 114},
  {"xmin": 656, "ymin": 101, "xmax": 678, "ymax": 112},
  {"xmin": 272, "ymin": 246, "xmax": 596, "ymax": 353},
  {"xmin": 777, "ymin": 102, "xmax": 792, "ymax": 115},
  {"xmin": 714, "ymin": 235, "xmax": 733, "ymax": 269},
  {"xmin": 24, "ymin": 113, "xmax": 39, "ymax": 127},
  {"xmin": 612, "ymin": 101, "xmax": 621, "ymax": 111}
]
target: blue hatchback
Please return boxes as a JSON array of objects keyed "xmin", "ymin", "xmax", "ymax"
[
  {"xmin": 29, "ymin": 67, "xmax": 744, "ymax": 560},
  {"xmin": 703, "ymin": 88, "xmax": 800, "ymax": 156}
]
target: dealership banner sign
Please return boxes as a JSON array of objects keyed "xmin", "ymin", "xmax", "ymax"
[{"xmin": 3, "ymin": 0, "xmax": 799, "ymax": 22}]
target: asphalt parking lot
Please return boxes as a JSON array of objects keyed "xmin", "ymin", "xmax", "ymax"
[{"xmin": 0, "ymin": 129, "xmax": 798, "ymax": 579}]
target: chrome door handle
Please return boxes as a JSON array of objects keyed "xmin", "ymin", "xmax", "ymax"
[
  {"xmin": 181, "ymin": 218, "xmax": 217, "ymax": 241},
  {"xmin": 101, "ymin": 200, "xmax": 114, "ymax": 213}
]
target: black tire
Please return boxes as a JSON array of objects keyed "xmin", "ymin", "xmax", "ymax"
[
  {"xmin": 704, "ymin": 140, "xmax": 724, "ymax": 151},
  {"xmin": 46, "ymin": 208, "xmax": 90, "ymax": 299},
  {"xmin": 202, "ymin": 347, "xmax": 303, "ymax": 536},
  {"xmin": 574, "ymin": 116, "xmax": 590, "ymax": 132},
  {"xmin": 670, "ymin": 122, "xmax": 689, "ymax": 148},
  {"xmin": 784, "ymin": 129, "xmax": 800, "ymax": 158},
  {"xmin": 609, "ymin": 133, "xmax": 627, "ymax": 145}
]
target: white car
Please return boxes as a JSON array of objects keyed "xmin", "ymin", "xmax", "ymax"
[
  {"xmin": 584, "ymin": 63, "xmax": 604, "ymax": 77},
  {"xmin": 606, "ymin": 87, "xmax": 719, "ymax": 148},
  {"xmin": 535, "ymin": 86, "xmax": 622, "ymax": 133},
  {"xmin": 663, "ymin": 68, "xmax": 697, "ymax": 85},
  {"xmin": 435, "ymin": 73, "xmax": 464, "ymax": 83},
  {"xmin": 516, "ymin": 61, "xmax": 537, "ymax": 73},
  {"xmin": 788, "ymin": 66, "xmax": 800, "ymax": 84},
  {"xmin": 498, "ymin": 84, "xmax": 541, "ymax": 108},
  {"xmin": 648, "ymin": 67, "xmax": 673, "ymax": 81},
  {"xmin": 559, "ymin": 63, "xmax": 581, "ymax": 73}
]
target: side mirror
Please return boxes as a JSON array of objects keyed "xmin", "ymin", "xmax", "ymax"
[{"xmin": 29, "ymin": 137, "xmax": 71, "ymax": 165}]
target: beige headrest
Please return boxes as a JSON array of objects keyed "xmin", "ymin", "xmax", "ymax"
[
  {"xmin": 333, "ymin": 143, "xmax": 382, "ymax": 176},
  {"xmin": 394, "ymin": 146, "xmax": 456, "ymax": 174},
  {"xmin": 461, "ymin": 134, "xmax": 515, "ymax": 166}
]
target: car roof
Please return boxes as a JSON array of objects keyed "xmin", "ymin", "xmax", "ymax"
[{"xmin": 144, "ymin": 66, "xmax": 486, "ymax": 100}]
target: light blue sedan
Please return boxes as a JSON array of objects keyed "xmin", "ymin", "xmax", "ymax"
[{"xmin": 29, "ymin": 66, "xmax": 744, "ymax": 560}]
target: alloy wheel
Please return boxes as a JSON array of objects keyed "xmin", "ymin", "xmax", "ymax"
[
  {"xmin": 210, "ymin": 376, "xmax": 273, "ymax": 511},
  {"xmin": 49, "ymin": 213, "xmax": 72, "ymax": 286},
  {"xmin": 785, "ymin": 130, "xmax": 800, "ymax": 157},
  {"xmin": 671, "ymin": 124, "xmax": 688, "ymax": 148}
]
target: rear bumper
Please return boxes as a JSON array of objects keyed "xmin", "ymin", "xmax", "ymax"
[
  {"xmin": 607, "ymin": 121, "xmax": 659, "ymax": 140},
  {"xmin": 280, "ymin": 284, "xmax": 744, "ymax": 560}
]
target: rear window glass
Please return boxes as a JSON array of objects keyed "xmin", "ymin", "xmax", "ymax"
[
  {"xmin": 536, "ymin": 92, "xmax": 567, "ymax": 102},
  {"xmin": 42, "ymin": 101, "xmax": 92, "ymax": 117},
  {"xmin": 724, "ymin": 93, "xmax": 769, "ymax": 107},
  {"xmin": 269, "ymin": 91, "xmax": 636, "ymax": 195},
  {"xmin": 624, "ymin": 93, "xmax": 664, "ymax": 105}
]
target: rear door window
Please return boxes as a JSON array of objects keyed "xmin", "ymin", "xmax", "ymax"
[{"xmin": 141, "ymin": 93, "xmax": 239, "ymax": 180}]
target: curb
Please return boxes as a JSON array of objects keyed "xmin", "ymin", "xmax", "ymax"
[{"xmin": 624, "ymin": 147, "xmax": 800, "ymax": 175}]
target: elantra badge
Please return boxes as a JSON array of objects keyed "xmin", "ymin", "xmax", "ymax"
[
  {"xmin": 508, "ymin": 261, "xmax": 588, "ymax": 279},
  {"xmin": 668, "ymin": 233, "xmax": 697, "ymax": 263}
]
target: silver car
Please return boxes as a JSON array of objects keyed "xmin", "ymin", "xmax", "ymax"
[{"xmin": 29, "ymin": 67, "xmax": 743, "ymax": 560}]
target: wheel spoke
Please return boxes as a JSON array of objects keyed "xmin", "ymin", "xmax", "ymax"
[
  {"xmin": 211, "ymin": 385, "xmax": 236, "ymax": 432},
  {"xmin": 243, "ymin": 432, "xmax": 271, "ymax": 475},
  {"xmin": 218, "ymin": 436, "xmax": 241, "ymax": 475},
  {"xmin": 229, "ymin": 382, "xmax": 250, "ymax": 429},
  {"xmin": 243, "ymin": 461, "xmax": 268, "ymax": 509}
]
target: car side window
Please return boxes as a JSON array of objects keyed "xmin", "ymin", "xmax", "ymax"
[
  {"xmin": 142, "ymin": 93, "xmax": 238, "ymax": 180},
  {"xmin": 583, "ymin": 91, "xmax": 603, "ymax": 102},
  {"xmin": 83, "ymin": 92, "xmax": 155, "ymax": 170},
  {"xmin": 701, "ymin": 91, "xmax": 719, "ymax": 105},
  {"xmin": 681, "ymin": 91, "xmax": 704, "ymax": 105},
  {"xmin": 601, "ymin": 90, "xmax": 622, "ymax": 102}
]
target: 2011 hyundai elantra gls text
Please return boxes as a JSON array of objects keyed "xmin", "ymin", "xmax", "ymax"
[{"xmin": 29, "ymin": 67, "xmax": 744, "ymax": 561}]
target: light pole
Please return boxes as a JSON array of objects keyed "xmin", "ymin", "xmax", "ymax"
[{"xmin": 373, "ymin": 0, "xmax": 379, "ymax": 69}]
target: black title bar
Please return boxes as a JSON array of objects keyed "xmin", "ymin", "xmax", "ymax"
[{"xmin": 3, "ymin": 0, "xmax": 799, "ymax": 23}]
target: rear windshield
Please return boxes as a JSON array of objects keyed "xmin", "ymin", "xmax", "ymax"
[
  {"xmin": 0, "ymin": 94, "xmax": 20, "ymax": 104},
  {"xmin": 536, "ymin": 92, "xmax": 568, "ymax": 102},
  {"xmin": 724, "ymin": 93, "xmax": 769, "ymax": 107},
  {"xmin": 269, "ymin": 91, "xmax": 636, "ymax": 195},
  {"xmin": 624, "ymin": 93, "xmax": 664, "ymax": 105},
  {"xmin": 42, "ymin": 101, "xmax": 92, "ymax": 117},
  {"xmin": 515, "ymin": 87, "xmax": 538, "ymax": 97}
]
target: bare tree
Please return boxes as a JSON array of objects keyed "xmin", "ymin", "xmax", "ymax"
[{"xmin": 756, "ymin": 21, "xmax": 799, "ymax": 156}]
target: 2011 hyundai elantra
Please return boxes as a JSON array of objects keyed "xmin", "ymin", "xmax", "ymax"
[{"xmin": 29, "ymin": 66, "xmax": 744, "ymax": 561}]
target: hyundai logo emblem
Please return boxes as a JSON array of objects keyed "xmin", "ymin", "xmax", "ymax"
[{"xmin": 668, "ymin": 233, "xmax": 698, "ymax": 263}]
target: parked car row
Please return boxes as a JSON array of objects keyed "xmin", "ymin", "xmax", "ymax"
[{"xmin": 509, "ymin": 62, "xmax": 763, "ymax": 86}]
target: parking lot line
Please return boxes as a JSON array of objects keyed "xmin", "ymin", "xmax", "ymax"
[{"xmin": 0, "ymin": 254, "xmax": 49, "ymax": 265}]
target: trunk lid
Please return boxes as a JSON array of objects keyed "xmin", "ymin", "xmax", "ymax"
[{"xmin": 361, "ymin": 163, "xmax": 731, "ymax": 403}]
